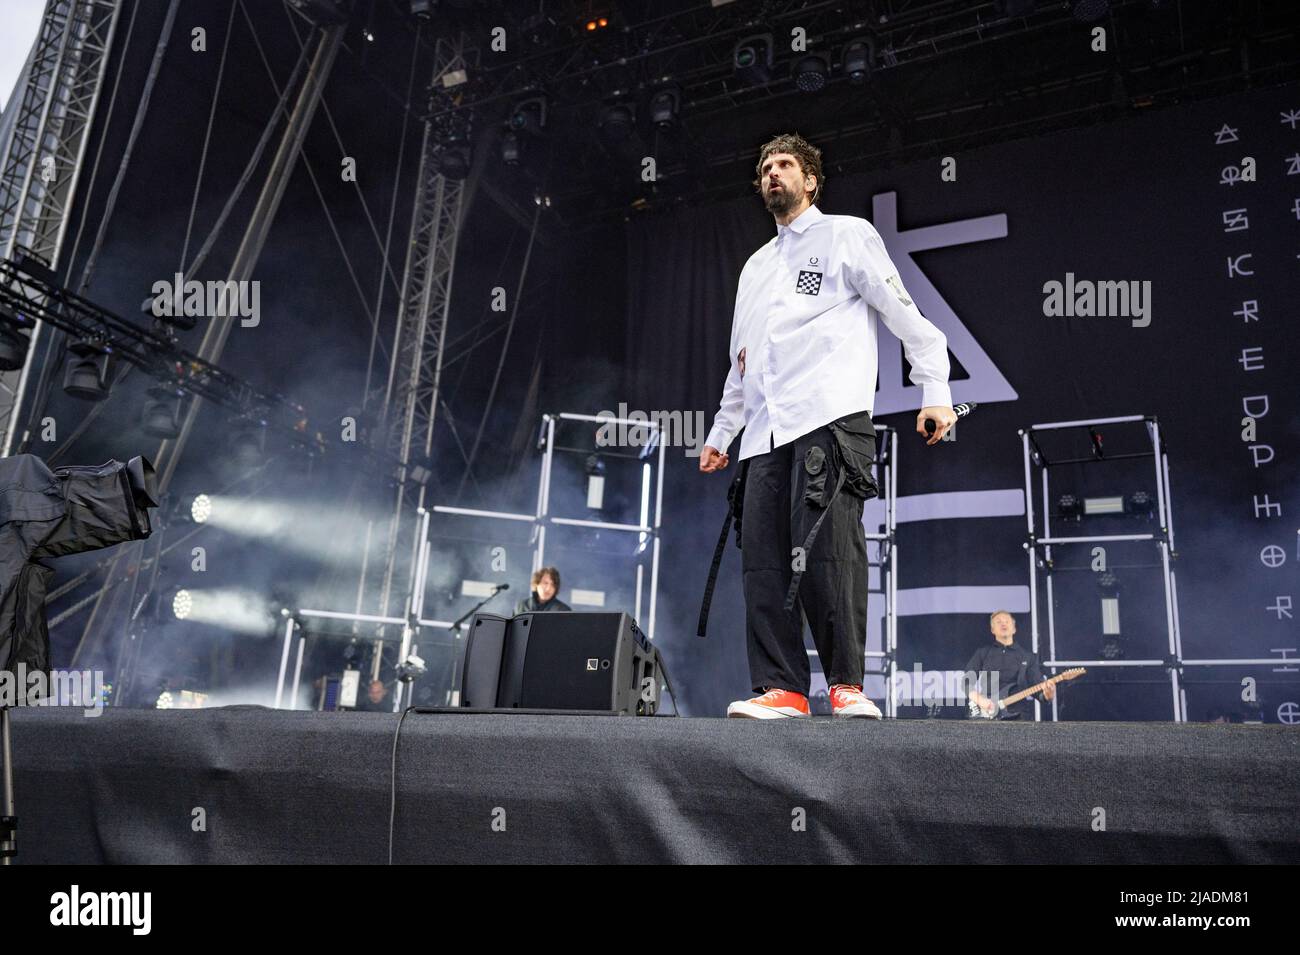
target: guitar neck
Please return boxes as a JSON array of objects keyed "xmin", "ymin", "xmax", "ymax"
[{"xmin": 1000, "ymin": 674, "xmax": 1064, "ymax": 708}]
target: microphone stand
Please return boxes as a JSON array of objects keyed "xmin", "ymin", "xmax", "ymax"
[{"xmin": 446, "ymin": 584, "xmax": 510, "ymax": 705}]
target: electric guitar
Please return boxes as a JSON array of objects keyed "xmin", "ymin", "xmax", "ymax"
[{"xmin": 968, "ymin": 668, "xmax": 1086, "ymax": 719}]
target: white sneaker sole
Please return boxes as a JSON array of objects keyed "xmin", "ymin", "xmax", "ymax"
[
  {"xmin": 727, "ymin": 701, "xmax": 810, "ymax": 719},
  {"xmin": 833, "ymin": 700, "xmax": 883, "ymax": 719}
]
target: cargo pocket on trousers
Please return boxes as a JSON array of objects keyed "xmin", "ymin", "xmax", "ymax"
[
  {"xmin": 802, "ymin": 444, "xmax": 830, "ymax": 507},
  {"xmin": 828, "ymin": 413, "xmax": 880, "ymax": 501}
]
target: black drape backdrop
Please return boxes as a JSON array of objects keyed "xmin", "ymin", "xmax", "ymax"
[{"xmin": 625, "ymin": 199, "xmax": 771, "ymax": 413}]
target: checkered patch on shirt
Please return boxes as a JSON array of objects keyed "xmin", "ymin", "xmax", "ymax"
[{"xmin": 795, "ymin": 270, "xmax": 823, "ymax": 295}]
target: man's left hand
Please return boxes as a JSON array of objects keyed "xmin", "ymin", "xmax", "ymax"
[
  {"xmin": 1042, "ymin": 683, "xmax": 1056, "ymax": 701},
  {"xmin": 916, "ymin": 406, "xmax": 957, "ymax": 445}
]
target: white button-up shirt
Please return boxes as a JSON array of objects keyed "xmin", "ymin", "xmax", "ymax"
[{"xmin": 705, "ymin": 203, "xmax": 952, "ymax": 461}]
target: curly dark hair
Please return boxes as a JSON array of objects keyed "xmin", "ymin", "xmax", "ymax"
[
  {"xmin": 753, "ymin": 133, "xmax": 825, "ymax": 205},
  {"xmin": 531, "ymin": 566, "xmax": 561, "ymax": 591}
]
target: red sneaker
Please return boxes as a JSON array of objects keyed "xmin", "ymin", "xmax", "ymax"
[
  {"xmin": 727, "ymin": 688, "xmax": 810, "ymax": 719},
  {"xmin": 830, "ymin": 684, "xmax": 883, "ymax": 719}
]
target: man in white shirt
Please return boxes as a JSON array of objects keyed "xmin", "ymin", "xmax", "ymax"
[{"xmin": 699, "ymin": 133, "xmax": 956, "ymax": 720}]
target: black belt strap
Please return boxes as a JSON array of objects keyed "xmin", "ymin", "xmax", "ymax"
[
  {"xmin": 782, "ymin": 468, "xmax": 846, "ymax": 613},
  {"xmin": 697, "ymin": 460, "xmax": 748, "ymax": 638}
]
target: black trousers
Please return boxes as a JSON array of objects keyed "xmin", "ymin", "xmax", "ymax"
[{"xmin": 741, "ymin": 412, "xmax": 876, "ymax": 694}]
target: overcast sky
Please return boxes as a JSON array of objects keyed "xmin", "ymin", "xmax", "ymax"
[{"xmin": 0, "ymin": 0, "xmax": 47, "ymax": 113}]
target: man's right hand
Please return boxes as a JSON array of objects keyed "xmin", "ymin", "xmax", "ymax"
[{"xmin": 699, "ymin": 446, "xmax": 730, "ymax": 473}]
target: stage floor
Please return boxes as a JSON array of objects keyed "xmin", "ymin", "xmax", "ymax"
[{"xmin": 10, "ymin": 707, "xmax": 1300, "ymax": 864}]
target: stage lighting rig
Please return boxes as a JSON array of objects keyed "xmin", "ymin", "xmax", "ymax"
[
  {"xmin": 843, "ymin": 39, "xmax": 875, "ymax": 84},
  {"xmin": 1057, "ymin": 494, "xmax": 1082, "ymax": 521},
  {"xmin": 501, "ymin": 129, "xmax": 523, "ymax": 165},
  {"xmin": 141, "ymin": 384, "xmax": 186, "ymax": 439},
  {"xmin": 649, "ymin": 87, "xmax": 680, "ymax": 128},
  {"xmin": 509, "ymin": 94, "xmax": 548, "ymax": 136},
  {"xmin": 63, "ymin": 339, "xmax": 114, "ymax": 401},
  {"xmin": 165, "ymin": 588, "xmax": 193, "ymax": 621},
  {"xmin": 793, "ymin": 54, "xmax": 831, "ymax": 93},
  {"xmin": 230, "ymin": 417, "xmax": 269, "ymax": 468},
  {"xmin": 734, "ymin": 34, "xmax": 774, "ymax": 87},
  {"xmin": 0, "ymin": 253, "xmax": 323, "ymax": 458},
  {"xmin": 598, "ymin": 101, "xmax": 636, "ymax": 144},
  {"xmin": 190, "ymin": 494, "xmax": 212, "ymax": 525},
  {"xmin": 0, "ymin": 318, "xmax": 31, "ymax": 370}
]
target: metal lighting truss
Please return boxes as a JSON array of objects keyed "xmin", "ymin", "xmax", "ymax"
[
  {"xmin": 368, "ymin": 33, "xmax": 473, "ymax": 636},
  {"xmin": 0, "ymin": 0, "xmax": 122, "ymax": 455}
]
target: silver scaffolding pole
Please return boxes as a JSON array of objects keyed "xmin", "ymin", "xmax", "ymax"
[{"xmin": 858, "ymin": 426, "xmax": 897, "ymax": 717}]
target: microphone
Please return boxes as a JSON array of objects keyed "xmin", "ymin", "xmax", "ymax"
[
  {"xmin": 924, "ymin": 401, "xmax": 976, "ymax": 436},
  {"xmin": 494, "ymin": 583, "xmax": 510, "ymax": 592}
]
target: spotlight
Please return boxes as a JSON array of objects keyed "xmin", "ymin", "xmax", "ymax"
[
  {"xmin": 1100, "ymin": 635, "xmax": 1124, "ymax": 660},
  {"xmin": 598, "ymin": 102, "xmax": 636, "ymax": 143},
  {"xmin": 649, "ymin": 87, "xmax": 680, "ymax": 129},
  {"xmin": 437, "ymin": 142, "xmax": 472, "ymax": 179},
  {"xmin": 792, "ymin": 53, "xmax": 831, "ymax": 93},
  {"xmin": 733, "ymin": 34, "xmax": 773, "ymax": 87},
  {"xmin": 500, "ymin": 129, "xmax": 523, "ymax": 165},
  {"xmin": 172, "ymin": 588, "xmax": 193, "ymax": 620},
  {"xmin": 190, "ymin": 493, "xmax": 212, "ymax": 524},
  {"xmin": 141, "ymin": 385, "xmax": 186, "ymax": 438},
  {"xmin": 1096, "ymin": 571, "xmax": 1120, "ymax": 597},
  {"xmin": 509, "ymin": 95, "xmax": 548, "ymax": 135},
  {"xmin": 63, "ymin": 340, "xmax": 114, "ymax": 400},
  {"xmin": 0, "ymin": 324, "xmax": 31, "ymax": 371},
  {"xmin": 155, "ymin": 690, "xmax": 174, "ymax": 709},
  {"xmin": 1125, "ymin": 490, "xmax": 1154, "ymax": 518},
  {"xmin": 230, "ymin": 417, "xmax": 268, "ymax": 467},
  {"xmin": 1057, "ymin": 494, "xmax": 1082, "ymax": 521},
  {"xmin": 842, "ymin": 39, "xmax": 874, "ymax": 85}
]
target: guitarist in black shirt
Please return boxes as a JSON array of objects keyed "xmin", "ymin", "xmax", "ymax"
[{"xmin": 965, "ymin": 610, "xmax": 1055, "ymax": 720}]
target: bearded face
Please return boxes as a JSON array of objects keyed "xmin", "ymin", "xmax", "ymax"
[{"xmin": 760, "ymin": 152, "xmax": 813, "ymax": 215}]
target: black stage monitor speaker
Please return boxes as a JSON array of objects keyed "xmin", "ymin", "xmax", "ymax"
[{"xmin": 460, "ymin": 611, "xmax": 659, "ymax": 715}]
